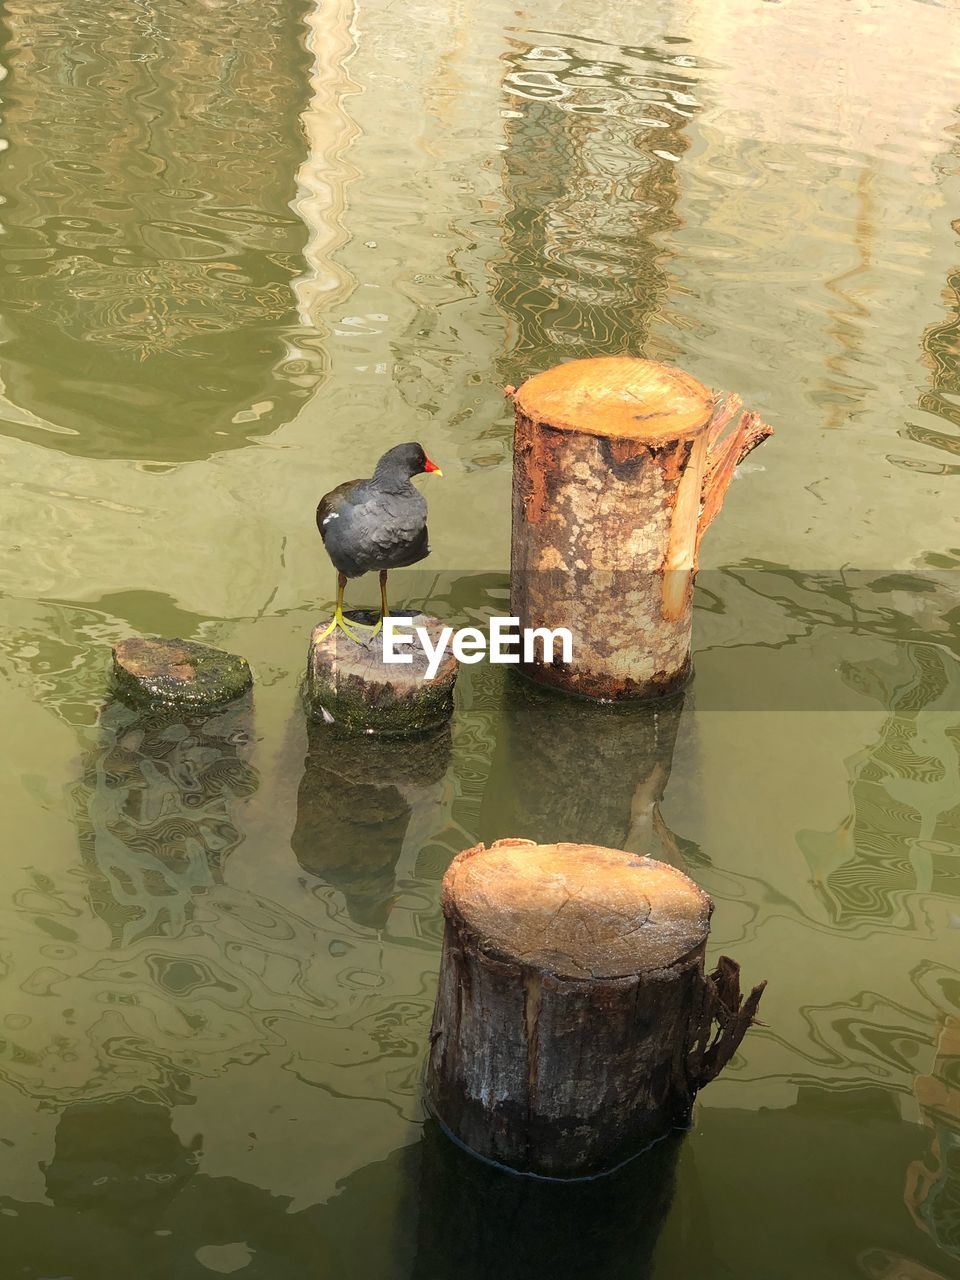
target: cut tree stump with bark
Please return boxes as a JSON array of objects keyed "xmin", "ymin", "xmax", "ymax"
[
  {"xmin": 426, "ymin": 839, "xmax": 765, "ymax": 1178},
  {"xmin": 508, "ymin": 357, "xmax": 773, "ymax": 701},
  {"xmin": 304, "ymin": 611, "xmax": 458, "ymax": 735}
]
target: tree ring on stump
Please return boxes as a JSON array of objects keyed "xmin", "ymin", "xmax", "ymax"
[
  {"xmin": 444, "ymin": 840, "xmax": 712, "ymax": 979},
  {"xmin": 514, "ymin": 357, "xmax": 714, "ymax": 442},
  {"xmin": 111, "ymin": 637, "xmax": 252, "ymax": 710}
]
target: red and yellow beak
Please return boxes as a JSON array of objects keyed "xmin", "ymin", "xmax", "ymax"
[{"xmin": 424, "ymin": 456, "xmax": 443, "ymax": 476}]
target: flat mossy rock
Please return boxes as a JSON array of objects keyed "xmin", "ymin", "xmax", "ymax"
[{"xmin": 112, "ymin": 637, "xmax": 252, "ymax": 710}]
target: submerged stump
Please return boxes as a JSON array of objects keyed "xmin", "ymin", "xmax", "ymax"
[
  {"xmin": 426, "ymin": 839, "xmax": 765, "ymax": 1178},
  {"xmin": 508, "ymin": 357, "xmax": 773, "ymax": 701},
  {"xmin": 111, "ymin": 637, "xmax": 252, "ymax": 710},
  {"xmin": 305, "ymin": 611, "xmax": 458, "ymax": 735}
]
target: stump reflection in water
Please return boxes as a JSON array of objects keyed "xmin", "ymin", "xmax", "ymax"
[
  {"xmin": 291, "ymin": 720, "xmax": 452, "ymax": 928},
  {"xmin": 74, "ymin": 695, "xmax": 258, "ymax": 946},
  {"xmin": 413, "ymin": 1119, "xmax": 682, "ymax": 1280},
  {"xmin": 480, "ymin": 675, "xmax": 687, "ymax": 864}
]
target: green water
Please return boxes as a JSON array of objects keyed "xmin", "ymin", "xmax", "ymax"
[{"xmin": 0, "ymin": 0, "xmax": 958, "ymax": 1275}]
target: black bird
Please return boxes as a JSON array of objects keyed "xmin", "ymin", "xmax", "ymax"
[{"xmin": 316, "ymin": 441, "xmax": 442, "ymax": 640}]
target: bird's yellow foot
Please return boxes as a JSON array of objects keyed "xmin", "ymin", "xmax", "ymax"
[{"xmin": 316, "ymin": 607, "xmax": 368, "ymax": 644}]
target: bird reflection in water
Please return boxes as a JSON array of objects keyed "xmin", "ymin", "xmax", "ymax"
[
  {"xmin": 291, "ymin": 720, "xmax": 452, "ymax": 929},
  {"xmin": 73, "ymin": 694, "xmax": 258, "ymax": 944}
]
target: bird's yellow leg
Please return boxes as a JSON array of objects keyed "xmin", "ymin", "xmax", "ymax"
[
  {"xmin": 316, "ymin": 574, "xmax": 366, "ymax": 642},
  {"xmin": 365, "ymin": 570, "xmax": 389, "ymax": 639}
]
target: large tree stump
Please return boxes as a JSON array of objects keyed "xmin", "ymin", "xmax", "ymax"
[
  {"xmin": 508, "ymin": 357, "xmax": 773, "ymax": 701},
  {"xmin": 426, "ymin": 839, "xmax": 765, "ymax": 1178},
  {"xmin": 304, "ymin": 611, "xmax": 458, "ymax": 735}
]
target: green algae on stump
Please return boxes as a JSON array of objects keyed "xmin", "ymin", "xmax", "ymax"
[
  {"xmin": 426, "ymin": 839, "xmax": 766, "ymax": 1178},
  {"xmin": 305, "ymin": 612, "xmax": 457, "ymax": 735},
  {"xmin": 111, "ymin": 637, "xmax": 252, "ymax": 710}
]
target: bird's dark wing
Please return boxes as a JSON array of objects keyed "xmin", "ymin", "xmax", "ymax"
[
  {"xmin": 316, "ymin": 479, "xmax": 363, "ymax": 541},
  {"xmin": 360, "ymin": 491, "xmax": 430, "ymax": 567},
  {"xmin": 384, "ymin": 521, "xmax": 430, "ymax": 567}
]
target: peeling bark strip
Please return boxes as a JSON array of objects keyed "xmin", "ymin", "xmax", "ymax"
[
  {"xmin": 425, "ymin": 839, "xmax": 766, "ymax": 1178},
  {"xmin": 508, "ymin": 357, "xmax": 773, "ymax": 701}
]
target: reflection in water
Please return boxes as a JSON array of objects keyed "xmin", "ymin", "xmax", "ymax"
[
  {"xmin": 906, "ymin": 1016, "xmax": 960, "ymax": 1262},
  {"xmin": 480, "ymin": 676, "xmax": 693, "ymax": 867},
  {"xmin": 0, "ymin": 0, "xmax": 323, "ymax": 459},
  {"xmin": 0, "ymin": 598, "xmax": 130, "ymax": 728},
  {"xmin": 0, "ymin": 690, "xmax": 268, "ymax": 1110},
  {"xmin": 0, "ymin": 0, "xmax": 957, "ymax": 1271},
  {"xmin": 0, "ymin": 671, "xmax": 448, "ymax": 1118},
  {"xmin": 291, "ymin": 721, "xmax": 452, "ymax": 928},
  {"xmin": 2, "ymin": 1096, "xmax": 678, "ymax": 1280},
  {"xmin": 494, "ymin": 40, "xmax": 698, "ymax": 385},
  {"xmin": 73, "ymin": 696, "xmax": 258, "ymax": 945},
  {"xmin": 412, "ymin": 1121, "xmax": 681, "ymax": 1280},
  {"xmin": 797, "ymin": 644, "xmax": 959, "ymax": 930},
  {"xmin": 672, "ymin": 1087, "xmax": 957, "ymax": 1280},
  {"xmin": 291, "ymin": 0, "xmax": 361, "ymax": 328},
  {"xmin": 43, "ymin": 1098, "xmax": 198, "ymax": 1221},
  {"xmin": 692, "ymin": 565, "xmax": 960, "ymax": 709},
  {"xmin": 0, "ymin": 1097, "xmax": 330, "ymax": 1275},
  {"xmin": 820, "ymin": 163, "xmax": 877, "ymax": 432},
  {"xmin": 913, "ymin": 210, "xmax": 960, "ymax": 477},
  {"xmin": 0, "ymin": 1085, "xmax": 953, "ymax": 1280}
]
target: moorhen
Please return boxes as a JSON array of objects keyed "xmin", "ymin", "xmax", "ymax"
[{"xmin": 316, "ymin": 441, "xmax": 442, "ymax": 640}]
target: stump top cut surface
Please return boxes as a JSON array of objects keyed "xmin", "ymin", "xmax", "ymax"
[
  {"xmin": 514, "ymin": 357, "xmax": 714, "ymax": 442},
  {"xmin": 445, "ymin": 840, "xmax": 712, "ymax": 979}
]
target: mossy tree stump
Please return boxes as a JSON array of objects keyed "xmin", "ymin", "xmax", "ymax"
[
  {"xmin": 111, "ymin": 637, "xmax": 252, "ymax": 710},
  {"xmin": 305, "ymin": 612, "xmax": 457, "ymax": 735},
  {"xmin": 508, "ymin": 357, "xmax": 773, "ymax": 701},
  {"xmin": 426, "ymin": 839, "xmax": 765, "ymax": 1178}
]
